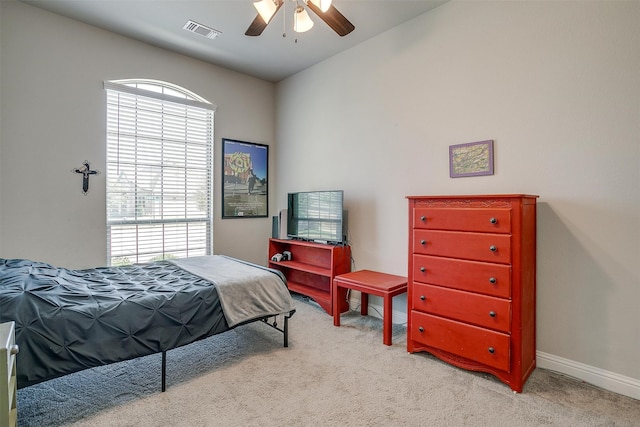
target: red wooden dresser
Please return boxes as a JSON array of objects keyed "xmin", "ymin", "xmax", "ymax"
[{"xmin": 406, "ymin": 194, "xmax": 538, "ymax": 392}]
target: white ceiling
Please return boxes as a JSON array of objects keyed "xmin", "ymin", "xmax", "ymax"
[{"xmin": 20, "ymin": 0, "xmax": 447, "ymax": 82}]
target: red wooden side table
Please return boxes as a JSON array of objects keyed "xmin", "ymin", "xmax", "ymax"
[{"xmin": 333, "ymin": 270, "xmax": 408, "ymax": 346}]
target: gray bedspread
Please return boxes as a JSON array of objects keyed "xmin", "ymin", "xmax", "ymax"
[
  {"xmin": 0, "ymin": 255, "xmax": 294, "ymax": 388},
  {"xmin": 171, "ymin": 255, "xmax": 295, "ymax": 327}
]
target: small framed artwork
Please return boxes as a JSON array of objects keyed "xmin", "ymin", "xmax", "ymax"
[
  {"xmin": 222, "ymin": 138, "xmax": 268, "ymax": 218},
  {"xmin": 449, "ymin": 140, "xmax": 494, "ymax": 178}
]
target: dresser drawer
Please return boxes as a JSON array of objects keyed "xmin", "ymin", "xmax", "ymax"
[
  {"xmin": 412, "ymin": 255, "xmax": 511, "ymax": 298},
  {"xmin": 413, "ymin": 208, "xmax": 511, "ymax": 233},
  {"xmin": 412, "ymin": 283, "xmax": 511, "ymax": 333},
  {"xmin": 413, "ymin": 230, "xmax": 512, "ymax": 264},
  {"xmin": 410, "ymin": 311, "xmax": 510, "ymax": 372}
]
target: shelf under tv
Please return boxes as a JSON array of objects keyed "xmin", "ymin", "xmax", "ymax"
[
  {"xmin": 268, "ymin": 238, "xmax": 351, "ymax": 315},
  {"xmin": 269, "ymin": 260, "xmax": 329, "ymax": 277}
]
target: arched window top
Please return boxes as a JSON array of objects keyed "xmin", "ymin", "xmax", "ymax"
[
  {"xmin": 104, "ymin": 79, "xmax": 216, "ymax": 111},
  {"xmin": 104, "ymin": 78, "xmax": 215, "ymax": 265}
]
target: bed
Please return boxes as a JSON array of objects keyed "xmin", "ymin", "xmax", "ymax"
[{"xmin": 0, "ymin": 255, "xmax": 296, "ymax": 391}]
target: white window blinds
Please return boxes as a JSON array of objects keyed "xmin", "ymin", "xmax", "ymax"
[{"xmin": 105, "ymin": 80, "xmax": 215, "ymax": 265}]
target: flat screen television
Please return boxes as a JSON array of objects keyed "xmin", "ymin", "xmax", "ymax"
[{"xmin": 287, "ymin": 190, "xmax": 346, "ymax": 245}]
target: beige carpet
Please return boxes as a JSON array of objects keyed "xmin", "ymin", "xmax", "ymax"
[{"xmin": 18, "ymin": 295, "xmax": 639, "ymax": 426}]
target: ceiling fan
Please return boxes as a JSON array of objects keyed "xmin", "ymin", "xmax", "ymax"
[{"xmin": 245, "ymin": 0, "xmax": 355, "ymax": 37}]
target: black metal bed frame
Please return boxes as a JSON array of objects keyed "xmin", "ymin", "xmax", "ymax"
[{"xmin": 160, "ymin": 309, "xmax": 295, "ymax": 392}]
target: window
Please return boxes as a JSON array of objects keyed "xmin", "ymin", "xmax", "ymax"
[{"xmin": 105, "ymin": 79, "xmax": 215, "ymax": 265}]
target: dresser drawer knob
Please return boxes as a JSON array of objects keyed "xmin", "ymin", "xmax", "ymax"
[
  {"xmin": 418, "ymin": 326, "xmax": 425, "ymax": 333},
  {"xmin": 489, "ymin": 277, "xmax": 497, "ymax": 284},
  {"xmin": 420, "ymin": 267, "xmax": 426, "ymax": 273},
  {"xmin": 420, "ymin": 240, "xmax": 427, "ymax": 245},
  {"xmin": 490, "ymin": 217, "xmax": 497, "ymax": 224},
  {"xmin": 420, "ymin": 215, "xmax": 426, "ymax": 222},
  {"xmin": 420, "ymin": 295, "xmax": 426, "ymax": 301},
  {"xmin": 10, "ymin": 344, "xmax": 19, "ymax": 355},
  {"xmin": 488, "ymin": 347, "xmax": 495, "ymax": 354},
  {"xmin": 489, "ymin": 311, "xmax": 496, "ymax": 318},
  {"xmin": 489, "ymin": 245, "xmax": 497, "ymax": 252}
]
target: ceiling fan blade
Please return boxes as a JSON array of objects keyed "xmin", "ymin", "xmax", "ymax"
[
  {"xmin": 306, "ymin": 2, "xmax": 355, "ymax": 37},
  {"xmin": 245, "ymin": 0, "xmax": 284, "ymax": 36},
  {"xmin": 245, "ymin": 15, "xmax": 268, "ymax": 36}
]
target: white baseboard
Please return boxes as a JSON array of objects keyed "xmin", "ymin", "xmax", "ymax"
[
  {"xmin": 348, "ymin": 294, "xmax": 407, "ymax": 326},
  {"xmin": 351, "ymin": 294, "xmax": 639, "ymax": 401},
  {"xmin": 537, "ymin": 351, "xmax": 639, "ymax": 400}
]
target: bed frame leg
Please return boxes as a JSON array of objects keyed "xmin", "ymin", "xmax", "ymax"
[
  {"xmin": 284, "ymin": 312, "xmax": 293, "ymax": 348},
  {"xmin": 162, "ymin": 351, "xmax": 167, "ymax": 392},
  {"xmin": 284, "ymin": 315, "xmax": 288, "ymax": 347},
  {"xmin": 260, "ymin": 310, "xmax": 295, "ymax": 348}
]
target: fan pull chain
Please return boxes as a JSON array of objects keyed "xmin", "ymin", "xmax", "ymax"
[
  {"xmin": 282, "ymin": 0, "xmax": 287, "ymax": 38},
  {"xmin": 281, "ymin": 0, "xmax": 302, "ymax": 43}
]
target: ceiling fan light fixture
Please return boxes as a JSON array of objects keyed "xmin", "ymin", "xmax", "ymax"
[
  {"xmin": 310, "ymin": 0, "xmax": 332, "ymax": 13},
  {"xmin": 294, "ymin": 6, "xmax": 314, "ymax": 33},
  {"xmin": 254, "ymin": 0, "xmax": 278, "ymax": 24}
]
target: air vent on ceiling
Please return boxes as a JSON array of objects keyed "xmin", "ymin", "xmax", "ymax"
[{"xmin": 183, "ymin": 20, "xmax": 221, "ymax": 39}]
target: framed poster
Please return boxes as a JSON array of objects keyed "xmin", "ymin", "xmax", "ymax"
[
  {"xmin": 222, "ymin": 138, "xmax": 268, "ymax": 218},
  {"xmin": 449, "ymin": 140, "xmax": 494, "ymax": 178}
]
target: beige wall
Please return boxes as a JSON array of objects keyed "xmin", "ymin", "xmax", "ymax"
[
  {"xmin": 0, "ymin": 0, "xmax": 276, "ymax": 268},
  {"xmin": 276, "ymin": 1, "xmax": 640, "ymax": 397}
]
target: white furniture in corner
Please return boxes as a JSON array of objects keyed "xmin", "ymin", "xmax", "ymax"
[{"xmin": 1, "ymin": 321, "xmax": 19, "ymax": 427}]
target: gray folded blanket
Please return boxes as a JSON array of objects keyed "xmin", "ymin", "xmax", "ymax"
[{"xmin": 171, "ymin": 255, "xmax": 295, "ymax": 327}]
